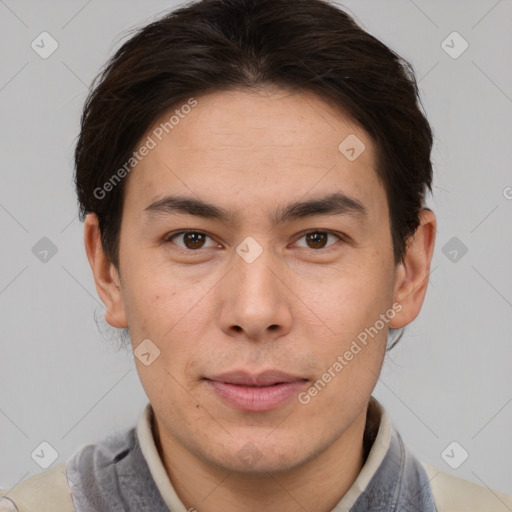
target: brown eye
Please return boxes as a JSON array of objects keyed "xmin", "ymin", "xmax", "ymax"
[
  {"xmin": 182, "ymin": 232, "xmax": 206, "ymax": 249},
  {"xmin": 295, "ymin": 231, "xmax": 340, "ymax": 250},
  {"xmin": 166, "ymin": 231, "xmax": 216, "ymax": 250},
  {"xmin": 305, "ymin": 232, "xmax": 328, "ymax": 249}
]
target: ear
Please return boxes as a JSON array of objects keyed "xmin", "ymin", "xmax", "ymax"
[
  {"xmin": 389, "ymin": 209, "xmax": 436, "ymax": 328},
  {"xmin": 84, "ymin": 213, "xmax": 128, "ymax": 329}
]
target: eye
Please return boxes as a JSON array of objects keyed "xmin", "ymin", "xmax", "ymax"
[
  {"xmin": 164, "ymin": 230, "xmax": 218, "ymax": 250},
  {"xmin": 293, "ymin": 230, "xmax": 342, "ymax": 250},
  {"xmin": 164, "ymin": 229, "xmax": 345, "ymax": 252}
]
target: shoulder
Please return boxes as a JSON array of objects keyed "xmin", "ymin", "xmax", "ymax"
[
  {"xmin": 422, "ymin": 461, "xmax": 512, "ymax": 512},
  {"xmin": 0, "ymin": 426, "xmax": 137, "ymax": 512},
  {"xmin": 0, "ymin": 462, "xmax": 73, "ymax": 512}
]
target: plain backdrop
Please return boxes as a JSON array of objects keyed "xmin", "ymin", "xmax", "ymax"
[{"xmin": 1, "ymin": 0, "xmax": 511, "ymax": 498}]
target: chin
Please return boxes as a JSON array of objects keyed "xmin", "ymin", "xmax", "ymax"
[{"xmin": 207, "ymin": 435, "xmax": 313, "ymax": 475}]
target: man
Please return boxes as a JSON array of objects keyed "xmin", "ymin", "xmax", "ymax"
[{"xmin": 1, "ymin": 0, "xmax": 511, "ymax": 510}]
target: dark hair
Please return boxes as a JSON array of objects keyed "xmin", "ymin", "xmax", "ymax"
[{"xmin": 74, "ymin": 0, "xmax": 433, "ymax": 268}]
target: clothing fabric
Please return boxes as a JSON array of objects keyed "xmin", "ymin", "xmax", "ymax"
[
  {"xmin": 66, "ymin": 397, "xmax": 436, "ymax": 511},
  {"xmin": 2, "ymin": 396, "xmax": 512, "ymax": 511}
]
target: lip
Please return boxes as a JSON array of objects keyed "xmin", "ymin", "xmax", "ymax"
[{"xmin": 204, "ymin": 370, "xmax": 308, "ymax": 412}]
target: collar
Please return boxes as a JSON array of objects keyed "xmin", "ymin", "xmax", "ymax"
[
  {"xmin": 136, "ymin": 396, "xmax": 415, "ymax": 511},
  {"xmin": 332, "ymin": 397, "xmax": 392, "ymax": 510},
  {"xmin": 136, "ymin": 404, "xmax": 188, "ymax": 511}
]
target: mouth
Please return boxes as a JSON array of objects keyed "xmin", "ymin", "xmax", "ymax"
[{"xmin": 204, "ymin": 370, "xmax": 308, "ymax": 412}]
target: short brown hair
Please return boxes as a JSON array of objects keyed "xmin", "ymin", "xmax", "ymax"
[{"xmin": 74, "ymin": 0, "xmax": 433, "ymax": 268}]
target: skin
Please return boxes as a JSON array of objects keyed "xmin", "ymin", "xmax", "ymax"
[{"xmin": 84, "ymin": 86, "xmax": 436, "ymax": 512}]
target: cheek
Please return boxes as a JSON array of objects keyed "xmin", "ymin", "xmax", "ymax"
[
  {"xmin": 302, "ymin": 281, "xmax": 389, "ymax": 413},
  {"xmin": 298, "ymin": 258, "xmax": 393, "ymax": 392},
  {"xmin": 121, "ymin": 257, "xmax": 203, "ymax": 334},
  {"xmin": 307, "ymin": 261, "xmax": 394, "ymax": 334}
]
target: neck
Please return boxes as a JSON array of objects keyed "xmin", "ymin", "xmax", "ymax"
[{"xmin": 153, "ymin": 404, "xmax": 372, "ymax": 512}]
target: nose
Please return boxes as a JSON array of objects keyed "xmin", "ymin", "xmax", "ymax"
[{"xmin": 218, "ymin": 242, "xmax": 293, "ymax": 343}]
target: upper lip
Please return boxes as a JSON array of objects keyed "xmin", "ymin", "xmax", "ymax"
[{"xmin": 205, "ymin": 370, "xmax": 307, "ymax": 387}]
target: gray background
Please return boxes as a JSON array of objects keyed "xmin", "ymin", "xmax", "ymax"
[{"xmin": 1, "ymin": 0, "xmax": 511, "ymax": 499}]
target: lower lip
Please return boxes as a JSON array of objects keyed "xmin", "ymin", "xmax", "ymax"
[{"xmin": 206, "ymin": 379, "xmax": 307, "ymax": 412}]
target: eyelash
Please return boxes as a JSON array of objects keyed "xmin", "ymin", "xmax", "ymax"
[{"xmin": 163, "ymin": 229, "xmax": 346, "ymax": 252}]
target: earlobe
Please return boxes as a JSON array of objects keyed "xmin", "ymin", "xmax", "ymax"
[
  {"xmin": 83, "ymin": 213, "xmax": 128, "ymax": 329},
  {"xmin": 389, "ymin": 209, "xmax": 436, "ymax": 329}
]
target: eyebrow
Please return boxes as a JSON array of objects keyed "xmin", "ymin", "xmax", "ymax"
[{"xmin": 143, "ymin": 192, "xmax": 367, "ymax": 225}]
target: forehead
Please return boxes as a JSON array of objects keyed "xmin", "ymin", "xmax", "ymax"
[{"xmin": 123, "ymin": 87, "xmax": 385, "ymax": 220}]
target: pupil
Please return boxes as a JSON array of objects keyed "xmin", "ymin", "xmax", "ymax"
[
  {"xmin": 307, "ymin": 232, "xmax": 327, "ymax": 249},
  {"xmin": 185, "ymin": 232, "xmax": 204, "ymax": 249}
]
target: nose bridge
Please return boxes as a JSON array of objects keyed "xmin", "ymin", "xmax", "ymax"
[
  {"xmin": 233, "ymin": 236, "xmax": 280, "ymax": 305},
  {"xmin": 219, "ymin": 235, "xmax": 292, "ymax": 339}
]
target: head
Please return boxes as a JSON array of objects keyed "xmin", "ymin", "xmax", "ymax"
[{"xmin": 78, "ymin": 0, "xmax": 435, "ymax": 475}]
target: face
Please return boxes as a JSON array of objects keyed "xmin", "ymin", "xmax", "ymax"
[{"xmin": 86, "ymin": 86, "xmax": 433, "ymax": 475}]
